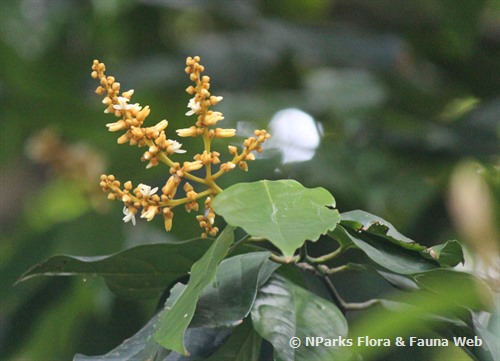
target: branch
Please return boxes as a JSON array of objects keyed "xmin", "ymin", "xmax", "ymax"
[
  {"xmin": 306, "ymin": 246, "xmax": 345, "ymax": 263},
  {"xmin": 321, "ymin": 276, "xmax": 379, "ymax": 313}
]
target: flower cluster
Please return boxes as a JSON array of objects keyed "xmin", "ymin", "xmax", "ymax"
[{"xmin": 92, "ymin": 56, "xmax": 270, "ymax": 237}]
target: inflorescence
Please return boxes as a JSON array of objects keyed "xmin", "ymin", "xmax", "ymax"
[{"xmin": 92, "ymin": 56, "xmax": 270, "ymax": 237}]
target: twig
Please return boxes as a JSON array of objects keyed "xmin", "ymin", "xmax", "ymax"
[
  {"xmin": 269, "ymin": 253, "xmax": 300, "ymax": 264},
  {"xmin": 321, "ymin": 276, "xmax": 379, "ymax": 313},
  {"xmin": 306, "ymin": 246, "xmax": 345, "ymax": 263}
]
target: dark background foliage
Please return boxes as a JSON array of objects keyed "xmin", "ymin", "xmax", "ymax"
[{"xmin": 1, "ymin": 0, "xmax": 498, "ymax": 360}]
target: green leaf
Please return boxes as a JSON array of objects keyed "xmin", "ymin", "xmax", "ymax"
[
  {"xmin": 17, "ymin": 240, "xmax": 213, "ymax": 299},
  {"xmin": 424, "ymin": 240, "xmax": 465, "ymax": 267},
  {"xmin": 213, "ymin": 180, "xmax": 340, "ymax": 258},
  {"xmin": 74, "ymin": 312, "xmax": 170, "ymax": 361},
  {"xmin": 348, "ymin": 262, "xmax": 420, "ymax": 291},
  {"xmin": 341, "ymin": 210, "xmax": 426, "ymax": 251},
  {"xmin": 339, "ymin": 211, "xmax": 466, "ymax": 274},
  {"xmin": 191, "ymin": 252, "xmax": 280, "ymax": 328},
  {"xmin": 73, "ymin": 285, "xmax": 232, "ymax": 361},
  {"xmin": 251, "ymin": 273, "xmax": 348, "ymax": 361},
  {"xmin": 414, "ymin": 269, "xmax": 494, "ymax": 310},
  {"xmin": 153, "ymin": 226, "xmax": 235, "ymax": 355},
  {"xmin": 327, "ymin": 225, "xmax": 355, "ymax": 249},
  {"xmin": 205, "ymin": 319, "xmax": 262, "ymax": 361},
  {"xmin": 472, "ymin": 311, "xmax": 500, "ymax": 361},
  {"xmin": 428, "ymin": 312, "xmax": 494, "ymax": 361},
  {"xmin": 76, "ymin": 252, "xmax": 277, "ymax": 360},
  {"xmin": 349, "ymin": 276, "xmax": 495, "ymax": 361},
  {"xmin": 337, "ymin": 225, "xmax": 439, "ymax": 274}
]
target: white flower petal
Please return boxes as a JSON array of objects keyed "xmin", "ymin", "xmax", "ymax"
[
  {"xmin": 122, "ymin": 206, "xmax": 136, "ymax": 225},
  {"xmin": 168, "ymin": 139, "xmax": 187, "ymax": 154},
  {"xmin": 186, "ymin": 97, "xmax": 201, "ymax": 116},
  {"xmin": 139, "ymin": 184, "xmax": 158, "ymax": 197},
  {"xmin": 113, "ymin": 96, "xmax": 141, "ymax": 111}
]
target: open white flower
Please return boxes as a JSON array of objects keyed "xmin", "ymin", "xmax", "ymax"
[
  {"xmin": 168, "ymin": 139, "xmax": 187, "ymax": 153},
  {"xmin": 185, "ymin": 97, "xmax": 201, "ymax": 116},
  {"xmin": 113, "ymin": 96, "xmax": 140, "ymax": 111},
  {"xmin": 122, "ymin": 206, "xmax": 136, "ymax": 225},
  {"xmin": 139, "ymin": 183, "xmax": 158, "ymax": 197}
]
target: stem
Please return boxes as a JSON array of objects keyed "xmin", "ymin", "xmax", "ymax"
[
  {"xmin": 344, "ymin": 299, "xmax": 380, "ymax": 310},
  {"xmin": 321, "ymin": 274, "xmax": 379, "ymax": 313},
  {"xmin": 269, "ymin": 253, "xmax": 300, "ymax": 264},
  {"xmin": 211, "ymin": 139, "xmax": 263, "ymax": 181},
  {"xmin": 321, "ymin": 275, "xmax": 348, "ymax": 315},
  {"xmin": 247, "ymin": 236, "xmax": 268, "ymax": 242},
  {"xmin": 203, "ymin": 128, "xmax": 212, "ymax": 179},
  {"xmin": 211, "ymin": 165, "xmax": 230, "ymax": 181},
  {"xmin": 183, "ymin": 170, "xmax": 207, "ymax": 184},
  {"xmin": 155, "ymin": 147, "xmax": 207, "ymax": 184},
  {"xmin": 306, "ymin": 246, "xmax": 344, "ymax": 263},
  {"xmin": 294, "ymin": 259, "xmax": 378, "ymax": 314},
  {"xmin": 323, "ymin": 265, "xmax": 349, "ymax": 275},
  {"xmin": 160, "ymin": 188, "xmax": 213, "ymax": 207},
  {"xmin": 228, "ymin": 234, "xmax": 251, "ymax": 254},
  {"xmin": 205, "ymin": 177, "xmax": 223, "ymax": 193}
]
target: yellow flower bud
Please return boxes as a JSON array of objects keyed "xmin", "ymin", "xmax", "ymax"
[
  {"xmin": 239, "ymin": 161, "xmax": 248, "ymax": 172},
  {"xmin": 182, "ymin": 160, "xmax": 203, "ymax": 172},
  {"xmin": 106, "ymin": 120, "xmax": 127, "ymax": 132},
  {"xmin": 136, "ymin": 106, "xmax": 151, "ymax": 122},
  {"xmin": 122, "ymin": 89, "xmax": 135, "ymax": 99},
  {"xmin": 215, "ymin": 128, "xmax": 236, "ymax": 138},
  {"xmin": 176, "ymin": 126, "xmax": 198, "ymax": 137}
]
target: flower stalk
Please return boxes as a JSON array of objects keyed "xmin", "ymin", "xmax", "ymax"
[{"xmin": 92, "ymin": 56, "xmax": 270, "ymax": 237}]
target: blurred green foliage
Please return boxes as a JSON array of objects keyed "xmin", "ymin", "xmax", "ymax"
[{"xmin": 1, "ymin": 0, "xmax": 498, "ymax": 360}]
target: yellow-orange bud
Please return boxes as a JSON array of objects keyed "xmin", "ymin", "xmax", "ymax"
[{"xmin": 215, "ymin": 128, "xmax": 236, "ymax": 138}]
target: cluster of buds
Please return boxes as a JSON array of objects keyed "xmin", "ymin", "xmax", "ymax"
[{"xmin": 92, "ymin": 56, "xmax": 270, "ymax": 237}]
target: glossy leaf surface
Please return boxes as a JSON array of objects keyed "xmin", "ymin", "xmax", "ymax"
[
  {"xmin": 251, "ymin": 273, "xmax": 348, "ymax": 361},
  {"xmin": 341, "ymin": 210, "xmax": 426, "ymax": 251},
  {"xmin": 335, "ymin": 225, "xmax": 439, "ymax": 274},
  {"xmin": 17, "ymin": 240, "xmax": 212, "ymax": 299},
  {"xmin": 425, "ymin": 240, "xmax": 465, "ymax": 267},
  {"xmin": 191, "ymin": 252, "xmax": 280, "ymax": 328},
  {"xmin": 205, "ymin": 320, "xmax": 263, "ymax": 361},
  {"xmin": 153, "ymin": 226, "xmax": 235, "ymax": 355}
]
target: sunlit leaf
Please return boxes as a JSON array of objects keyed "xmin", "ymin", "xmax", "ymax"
[
  {"xmin": 154, "ymin": 226, "xmax": 235, "ymax": 355},
  {"xmin": 17, "ymin": 240, "xmax": 213, "ymax": 299},
  {"xmin": 213, "ymin": 180, "xmax": 340, "ymax": 258},
  {"xmin": 251, "ymin": 273, "xmax": 348, "ymax": 361}
]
